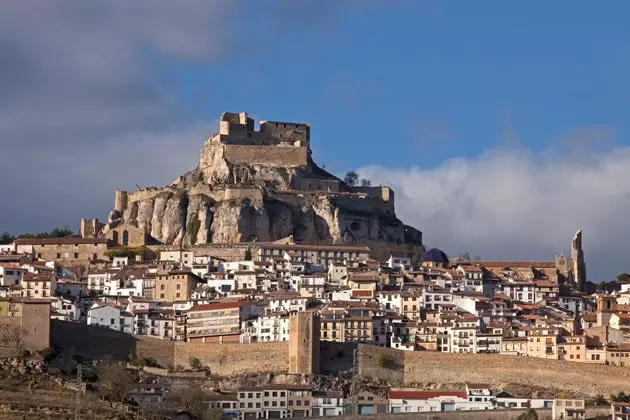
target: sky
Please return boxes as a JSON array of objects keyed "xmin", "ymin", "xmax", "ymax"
[{"xmin": 1, "ymin": 1, "xmax": 630, "ymax": 280}]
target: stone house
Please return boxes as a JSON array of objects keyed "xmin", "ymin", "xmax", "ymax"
[
  {"xmin": 14, "ymin": 237, "xmax": 109, "ymax": 264},
  {"xmin": 154, "ymin": 270, "xmax": 201, "ymax": 302},
  {"xmin": 0, "ymin": 298, "xmax": 51, "ymax": 351}
]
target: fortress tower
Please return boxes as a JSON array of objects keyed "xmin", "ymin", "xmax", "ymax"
[{"xmin": 289, "ymin": 312, "xmax": 320, "ymax": 374}]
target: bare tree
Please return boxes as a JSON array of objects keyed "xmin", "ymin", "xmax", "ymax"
[
  {"xmin": 97, "ymin": 361, "xmax": 135, "ymax": 406},
  {"xmin": 344, "ymin": 171, "xmax": 359, "ymax": 187},
  {"xmin": 360, "ymin": 178, "xmax": 371, "ymax": 187},
  {"xmin": 0, "ymin": 321, "xmax": 25, "ymax": 349},
  {"xmin": 165, "ymin": 385, "xmax": 222, "ymax": 419}
]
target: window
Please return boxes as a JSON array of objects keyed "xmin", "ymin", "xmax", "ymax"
[
  {"xmin": 110, "ymin": 319, "xmax": 115, "ymax": 325},
  {"xmin": 239, "ymin": 403, "xmax": 244, "ymax": 408},
  {"xmin": 56, "ymin": 253, "xmax": 61, "ymax": 259},
  {"xmin": 296, "ymin": 401, "xmax": 302, "ymax": 406},
  {"xmin": 176, "ymin": 284, "xmax": 181, "ymax": 290},
  {"xmin": 74, "ymin": 253, "xmax": 79, "ymax": 258},
  {"xmin": 247, "ymin": 403, "xmax": 253, "ymax": 408},
  {"xmin": 160, "ymin": 285, "xmax": 165, "ymax": 291},
  {"xmin": 122, "ymin": 230, "xmax": 129, "ymax": 246},
  {"xmin": 272, "ymin": 392, "xmax": 277, "ymax": 397},
  {"xmin": 264, "ymin": 392, "xmax": 269, "ymax": 397},
  {"xmin": 289, "ymin": 401, "xmax": 294, "ymax": 406},
  {"xmin": 280, "ymin": 392, "xmax": 285, "ymax": 397},
  {"xmin": 272, "ymin": 401, "xmax": 277, "ymax": 407}
]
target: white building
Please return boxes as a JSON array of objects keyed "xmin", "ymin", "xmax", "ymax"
[
  {"xmin": 387, "ymin": 255, "xmax": 411, "ymax": 270},
  {"xmin": 105, "ymin": 277, "xmax": 143, "ymax": 297},
  {"xmin": 267, "ymin": 292, "xmax": 308, "ymax": 314},
  {"xmin": 0, "ymin": 265, "xmax": 23, "ymax": 287},
  {"xmin": 312, "ymin": 391, "xmax": 344, "ymax": 417},
  {"xmin": 240, "ymin": 313, "xmax": 290, "ymax": 343},
  {"xmin": 160, "ymin": 251, "xmax": 194, "ymax": 267},
  {"xmin": 389, "ymin": 389, "xmax": 492, "ymax": 413},
  {"xmin": 87, "ymin": 270, "xmax": 113, "ymax": 294},
  {"xmin": 87, "ymin": 303, "xmax": 133, "ymax": 334},
  {"xmin": 51, "ymin": 297, "xmax": 81, "ymax": 322}
]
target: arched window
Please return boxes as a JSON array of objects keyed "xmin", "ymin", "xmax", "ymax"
[
  {"xmin": 112, "ymin": 231, "xmax": 119, "ymax": 243},
  {"xmin": 122, "ymin": 230, "xmax": 129, "ymax": 246}
]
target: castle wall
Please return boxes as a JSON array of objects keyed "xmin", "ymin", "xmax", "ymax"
[
  {"xmin": 260, "ymin": 121, "xmax": 310, "ymax": 147},
  {"xmin": 114, "ymin": 190, "xmax": 128, "ymax": 212},
  {"xmin": 224, "ymin": 145, "xmax": 308, "ymax": 167},
  {"xmin": 294, "ymin": 177, "xmax": 340, "ymax": 192}
]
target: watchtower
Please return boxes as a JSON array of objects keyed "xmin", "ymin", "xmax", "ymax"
[{"xmin": 289, "ymin": 311, "xmax": 320, "ymax": 374}]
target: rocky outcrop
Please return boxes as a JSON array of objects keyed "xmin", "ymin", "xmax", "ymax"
[{"xmin": 103, "ymin": 113, "xmax": 423, "ymax": 252}]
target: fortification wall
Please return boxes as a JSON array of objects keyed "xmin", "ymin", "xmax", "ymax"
[
  {"xmin": 356, "ymin": 344, "xmax": 630, "ymax": 396},
  {"xmin": 173, "ymin": 341, "xmax": 288, "ymax": 375},
  {"xmin": 333, "ymin": 194, "xmax": 395, "ymax": 215},
  {"xmin": 224, "ymin": 145, "xmax": 308, "ymax": 167},
  {"xmin": 125, "ymin": 188, "xmax": 177, "ymax": 206}
]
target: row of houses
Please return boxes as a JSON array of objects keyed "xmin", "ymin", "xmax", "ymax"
[{"xmin": 129, "ymin": 383, "xmax": 585, "ymax": 419}]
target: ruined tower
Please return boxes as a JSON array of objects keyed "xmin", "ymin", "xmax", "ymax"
[{"xmin": 571, "ymin": 230, "xmax": 587, "ymax": 292}]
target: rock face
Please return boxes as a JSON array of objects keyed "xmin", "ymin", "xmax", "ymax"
[{"xmin": 103, "ymin": 112, "xmax": 423, "ymax": 253}]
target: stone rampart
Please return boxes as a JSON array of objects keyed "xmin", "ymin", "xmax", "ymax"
[
  {"xmin": 126, "ymin": 188, "xmax": 177, "ymax": 206},
  {"xmin": 173, "ymin": 341, "xmax": 288, "ymax": 376},
  {"xmin": 224, "ymin": 145, "xmax": 308, "ymax": 167},
  {"xmin": 356, "ymin": 344, "xmax": 630, "ymax": 397}
]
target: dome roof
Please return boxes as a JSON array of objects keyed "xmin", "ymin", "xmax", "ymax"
[{"xmin": 423, "ymin": 248, "xmax": 449, "ymax": 263}]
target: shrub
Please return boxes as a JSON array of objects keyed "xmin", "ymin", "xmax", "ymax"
[
  {"xmin": 189, "ymin": 357, "xmax": 202, "ymax": 370},
  {"xmin": 376, "ymin": 354, "xmax": 395, "ymax": 369},
  {"xmin": 516, "ymin": 408, "xmax": 538, "ymax": 420}
]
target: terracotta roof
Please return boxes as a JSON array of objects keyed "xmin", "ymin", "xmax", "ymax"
[
  {"xmin": 476, "ymin": 261, "xmax": 557, "ymax": 269},
  {"xmin": 581, "ymin": 314, "xmax": 597, "ymax": 322},
  {"xmin": 188, "ymin": 300, "xmax": 243, "ymax": 312},
  {"xmin": 22, "ymin": 273, "xmax": 54, "ymax": 282},
  {"xmin": 389, "ymin": 389, "xmax": 467, "ymax": 400}
]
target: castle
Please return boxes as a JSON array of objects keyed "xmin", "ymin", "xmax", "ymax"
[{"xmin": 83, "ymin": 112, "xmax": 423, "ymax": 251}]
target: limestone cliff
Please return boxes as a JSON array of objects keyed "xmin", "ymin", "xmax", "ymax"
[{"xmin": 103, "ymin": 112, "xmax": 423, "ymax": 254}]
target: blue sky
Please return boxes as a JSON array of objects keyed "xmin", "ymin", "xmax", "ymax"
[
  {"xmin": 165, "ymin": 1, "xmax": 630, "ymax": 170},
  {"xmin": 2, "ymin": 1, "xmax": 630, "ymax": 280}
]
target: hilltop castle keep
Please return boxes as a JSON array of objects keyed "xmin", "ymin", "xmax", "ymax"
[{"xmin": 96, "ymin": 112, "xmax": 423, "ymax": 255}]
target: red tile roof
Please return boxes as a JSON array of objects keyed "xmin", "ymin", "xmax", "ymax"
[
  {"xmin": 188, "ymin": 300, "xmax": 243, "ymax": 312},
  {"xmin": 14, "ymin": 237, "xmax": 108, "ymax": 245}
]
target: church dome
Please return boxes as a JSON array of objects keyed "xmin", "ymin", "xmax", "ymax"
[{"xmin": 423, "ymin": 248, "xmax": 449, "ymax": 264}]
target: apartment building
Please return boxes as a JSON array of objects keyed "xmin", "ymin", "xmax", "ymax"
[
  {"xmin": 240, "ymin": 312, "xmax": 290, "ymax": 343},
  {"xmin": 186, "ymin": 300, "xmax": 244, "ymax": 343},
  {"xmin": 527, "ymin": 327, "xmax": 560, "ymax": 359},
  {"xmin": 20, "ymin": 273, "xmax": 56, "ymax": 298}
]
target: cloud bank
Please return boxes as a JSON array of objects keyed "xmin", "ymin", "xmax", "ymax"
[{"xmin": 361, "ymin": 146, "xmax": 630, "ymax": 281}]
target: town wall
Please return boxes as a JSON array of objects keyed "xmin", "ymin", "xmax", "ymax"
[
  {"xmin": 356, "ymin": 344, "xmax": 630, "ymax": 396},
  {"xmin": 173, "ymin": 341, "xmax": 288, "ymax": 375},
  {"xmin": 224, "ymin": 145, "xmax": 308, "ymax": 167}
]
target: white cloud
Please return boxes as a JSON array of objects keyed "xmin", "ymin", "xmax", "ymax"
[{"xmin": 360, "ymin": 146, "xmax": 630, "ymax": 280}]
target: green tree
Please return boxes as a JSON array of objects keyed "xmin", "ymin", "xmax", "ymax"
[
  {"xmin": 0, "ymin": 231, "xmax": 14, "ymax": 244},
  {"xmin": 617, "ymin": 273, "xmax": 630, "ymax": 284},
  {"xmin": 244, "ymin": 247, "xmax": 252, "ymax": 261},
  {"xmin": 343, "ymin": 171, "xmax": 359, "ymax": 187}
]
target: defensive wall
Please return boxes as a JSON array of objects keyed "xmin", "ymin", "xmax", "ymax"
[
  {"xmin": 333, "ymin": 407, "xmax": 610, "ymax": 420},
  {"xmin": 356, "ymin": 344, "xmax": 630, "ymax": 397},
  {"xmin": 173, "ymin": 341, "xmax": 288, "ymax": 375},
  {"xmin": 50, "ymin": 322, "xmax": 630, "ymax": 396},
  {"xmin": 223, "ymin": 144, "xmax": 308, "ymax": 167},
  {"xmin": 50, "ymin": 320, "xmax": 286, "ymax": 375}
]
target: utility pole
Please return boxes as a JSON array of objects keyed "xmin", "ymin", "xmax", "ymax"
[{"xmin": 74, "ymin": 364, "xmax": 83, "ymax": 420}]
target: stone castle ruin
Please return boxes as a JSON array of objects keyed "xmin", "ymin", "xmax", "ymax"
[{"xmin": 98, "ymin": 112, "xmax": 423, "ymax": 253}]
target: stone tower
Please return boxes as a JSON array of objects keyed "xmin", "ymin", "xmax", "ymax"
[
  {"xmin": 289, "ymin": 312, "xmax": 320, "ymax": 374},
  {"xmin": 571, "ymin": 230, "xmax": 587, "ymax": 292}
]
